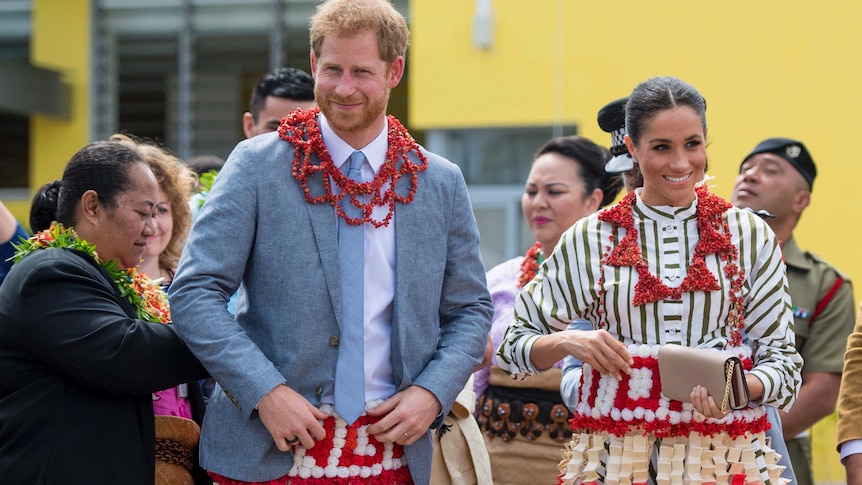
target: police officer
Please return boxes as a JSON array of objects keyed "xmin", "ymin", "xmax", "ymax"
[
  {"xmin": 732, "ymin": 137, "xmax": 856, "ymax": 485},
  {"xmin": 597, "ymin": 97, "xmax": 643, "ymax": 192}
]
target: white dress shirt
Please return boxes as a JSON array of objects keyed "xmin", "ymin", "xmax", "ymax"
[{"xmin": 319, "ymin": 114, "xmax": 397, "ymax": 403}]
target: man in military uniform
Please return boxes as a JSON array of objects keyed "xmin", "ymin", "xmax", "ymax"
[{"xmin": 732, "ymin": 137, "xmax": 856, "ymax": 485}]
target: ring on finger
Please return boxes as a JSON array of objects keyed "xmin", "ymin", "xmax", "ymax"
[
  {"xmin": 286, "ymin": 436, "xmax": 299, "ymax": 445},
  {"xmin": 403, "ymin": 432, "xmax": 410, "ymax": 439}
]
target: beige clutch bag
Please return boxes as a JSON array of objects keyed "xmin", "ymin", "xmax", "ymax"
[{"xmin": 657, "ymin": 344, "xmax": 750, "ymax": 413}]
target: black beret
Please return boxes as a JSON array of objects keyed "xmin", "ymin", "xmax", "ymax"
[
  {"xmin": 597, "ymin": 97, "xmax": 632, "ymax": 173},
  {"xmin": 742, "ymin": 137, "xmax": 816, "ymax": 190}
]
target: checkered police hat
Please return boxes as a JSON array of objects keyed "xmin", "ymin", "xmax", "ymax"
[{"xmin": 597, "ymin": 97, "xmax": 633, "ymax": 173}]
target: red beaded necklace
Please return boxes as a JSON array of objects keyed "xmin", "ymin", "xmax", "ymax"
[
  {"xmin": 517, "ymin": 241, "xmax": 542, "ymax": 288},
  {"xmin": 598, "ymin": 185, "xmax": 746, "ymax": 345},
  {"xmin": 278, "ymin": 107, "xmax": 429, "ymax": 227}
]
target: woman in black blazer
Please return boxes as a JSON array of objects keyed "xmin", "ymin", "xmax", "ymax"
[
  {"xmin": 112, "ymin": 133, "xmax": 211, "ymax": 485},
  {"xmin": 0, "ymin": 141, "xmax": 208, "ymax": 484}
]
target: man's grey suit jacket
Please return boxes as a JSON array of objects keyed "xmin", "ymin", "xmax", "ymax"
[{"xmin": 170, "ymin": 129, "xmax": 493, "ymax": 484}]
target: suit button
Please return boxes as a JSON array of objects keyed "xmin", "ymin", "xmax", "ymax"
[
  {"xmin": 329, "ymin": 336, "xmax": 339, "ymax": 347},
  {"xmin": 316, "ymin": 386, "xmax": 323, "ymax": 398}
]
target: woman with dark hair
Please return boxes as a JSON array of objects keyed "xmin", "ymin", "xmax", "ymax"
[
  {"xmin": 0, "ymin": 141, "xmax": 207, "ymax": 484},
  {"xmin": 109, "ymin": 133, "xmax": 212, "ymax": 485},
  {"xmin": 473, "ymin": 135, "xmax": 622, "ymax": 484},
  {"xmin": 498, "ymin": 77, "xmax": 801, "ymax": 484},
  {"xmin": 109, "ymin": 134, "xmax": 197, "ymax": 288}
]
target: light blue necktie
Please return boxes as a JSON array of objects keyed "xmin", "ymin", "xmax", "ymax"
[{"xmin": 334, "ymin": 151, "xmax": 366, "ymax": 425}]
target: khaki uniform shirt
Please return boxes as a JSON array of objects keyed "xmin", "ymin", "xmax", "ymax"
[
  {"xmin": 783, "ymin": 236, "xmax": 855, "ymax": 485},
  {"xmin": 783, "ymin": 237, "xmax": 855, "ymax": 375}
]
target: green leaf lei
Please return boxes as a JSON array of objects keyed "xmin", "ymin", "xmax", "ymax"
[
  {"xmin": 12, "ymin": 222, "xmax": 171, "ymax": 323},
  {"xmin": 195, "ymin": 169, "xmax": 218, "ymax": 211}
]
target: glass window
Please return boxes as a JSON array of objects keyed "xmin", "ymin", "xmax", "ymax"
[
  {"xmin": 0, "ymin": 112, "xmax": 28, "ymax": 190},
  {"xmin": 427, "ymin": 126, "xmax": 577, "ymax": 186},
  {"xmin": 429, "ymin": 126, "xmax": 578, "ymax": 266}
]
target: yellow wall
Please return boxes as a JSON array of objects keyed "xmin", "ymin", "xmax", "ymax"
[
  {"xmin": 10, "ymin": 0, "xmax": 92, "ymax": 226},
  {"xmin": 5, "ymin": 0, "xmax": 854, "ymax": 479},
  {"xmin": 410, "ymin": 0, "xmax": 860, "ymax": 481}
]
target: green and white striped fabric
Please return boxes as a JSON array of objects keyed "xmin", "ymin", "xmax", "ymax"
[{"xmin": 498, "ymin": 189, "xmax": 803, "ymax": 410}]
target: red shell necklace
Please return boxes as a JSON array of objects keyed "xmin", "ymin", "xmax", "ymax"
[
  {"xmin": 518, "ymin": 241, "xmax": 542, "ymax": 288},
  {"xmin": 278, "ymin": 107, "xmax": 429, "ymax": 227},
  {"xmin": 597, "ymin": 185, "xmax": 746, "ymax": 345}
]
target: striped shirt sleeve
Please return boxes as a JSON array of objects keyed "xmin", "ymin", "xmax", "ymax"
[{"xmin": 497, "ymin": 201, "xmax": 802, "ymax": 410}]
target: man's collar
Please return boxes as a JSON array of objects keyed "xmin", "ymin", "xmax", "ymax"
[
  {"xmin": 319, "ymin": 113, "xmax": 388, "ymax": 173},
  {"xmin": 780, "ymin": 236, "xmax": 813, "ymax": 270}
]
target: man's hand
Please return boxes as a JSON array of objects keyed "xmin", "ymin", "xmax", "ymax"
[
  {"xmin": 257, "ymin": 384, "xmax": 328, "ymax": 451},
  {"xmin": 366, "ymin": 386, "xmax": 441, "ymax": 446}
]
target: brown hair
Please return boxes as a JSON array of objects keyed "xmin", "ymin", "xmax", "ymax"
[
  {"xmin": 109, "ymin": 134, "xmax": 197, "ymax": 271},
  {"xmin": 310, "ymin": 0, "xmax": 409, "ymax": 64}
]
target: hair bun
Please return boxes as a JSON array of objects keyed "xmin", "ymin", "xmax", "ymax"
[
  {"xmin": 45, "ymin": 179, "xmax": 62, "ymax": 196},
  {"xmin": 29, "ymin": 180, "xmax": 63, "ymax": 232}
]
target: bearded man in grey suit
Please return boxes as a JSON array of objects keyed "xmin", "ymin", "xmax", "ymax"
[{"xmin": 168, "ymin": 1, "xmax": 493, "ymax": 484}]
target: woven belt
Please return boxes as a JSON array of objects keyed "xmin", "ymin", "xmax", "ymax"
[
  {"xmin": 155, "ymin": 437, "xmax": 194, "ymax": 471},
  {"xmin": 477, "ymin": 384, "xmax": 572, "ymax": 443}
]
